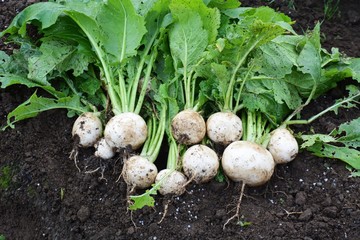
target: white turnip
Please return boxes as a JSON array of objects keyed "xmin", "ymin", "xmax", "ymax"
[
  {"xmin": 222, "ymin": 140, "xmax": 275, "ymax": 187},
  {"xmin": 206, "ymin": 111, "xmax": 243, "ymax": 145},
  {"xmin": 155, "ymin": 169, "xmax": 187, "ymax": 196},
  {"xmin": 122, "ymin": 155, "xmax": 158, "ymax": 189},
  {"xmin": 267, "ymin": 128, "xmax": 299, "ymax": 164},
  {"xmin": 182, "ymin": 144, "xmax": 219, "ymax": 183},
  {"xmin": 171, "ymin": 109, "xmax": 206, "ymax": 145},
  {"xmin": 104, "ymin": 112, "xmax": 147, "ymax": 151},
  {"xmin": 72, "ymin": 112, "xmax": 103, "ymax": 147},
  {"xmin": 94, "ymin": 138, "xmax": 115, "ymax": 160}
]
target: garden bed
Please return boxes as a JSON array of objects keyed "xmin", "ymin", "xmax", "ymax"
[{"xmin": 1, "ymin": 1, "xmax": 359, "ymax": 239}]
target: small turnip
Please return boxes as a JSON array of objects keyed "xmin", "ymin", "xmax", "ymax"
[
  {"xmin": 155, "ymin": 169, "xmax": 187, "ymax": 196},
  {"xmin": 206, "ymin": 111, "xmax": 243, "ymax": 145},
  {"xmin": 94, "ymin": 138, "xmax": 115, "ymax": 160},
  {"xmin": 104, "ymin": 112, "xmax": 147, "ymax": 151},
  {"xmin": 222, "ymin": 141, "xmax": 275, "ymax": 187},
  {"xmin": 267, "ymin": 128, "xmax": 299, "ymax": 164},
  {"xmin": 171, "ymin": 109, "xmax": 206, "ymax": 145},
  {"xmin": 72, "ymin": 112, "xmax": 103, "ymax": 147},
  {"xmin": 122, "ymin": 155, "xmax": 158, "ymax": 189},
  {"xmin": 182, "ymin": 144, "xmax": 219, "ymax": 184}
]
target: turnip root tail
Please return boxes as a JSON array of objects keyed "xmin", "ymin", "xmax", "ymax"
[{"xmin": 223, "ymin": 182, "xmax": 246, "ymax": 230}]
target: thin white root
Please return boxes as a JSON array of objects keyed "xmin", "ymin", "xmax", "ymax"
[
  {"xmin": 69, "ymin": 148, "xmax": 81, "ymax": 172},
  {"xmin": 84, "ymin": 167, "xmax": 100, "ymax": 174},
  {"xmin": 181, "ymin": 175, "xmax": 195, "ymax": 193},
  {"xmin": 158, "ymin": 199, "xmax": 171, "ymax": 224},
  {"xmin": 223, "ymin": 182, "xmax": 246, "ymax": 230}
]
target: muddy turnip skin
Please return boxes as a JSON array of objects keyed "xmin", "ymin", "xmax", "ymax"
[
  {"xmin": 72, "ymin": 112, "xmax": 103, "ymax": 147},
  {"xmin": 122, "ymin": 156, "xmax": 158, "ymax": 189},
  {"xmin": 104, "ymin": 112, "xmax": 147, "ymax": 151},
  {"xmin": 267, "ymin": 128, "xmax": 299, "ymax": 164},
  {"xmin": 171, "ymin": 109, "xmax": 206, "ymax": 145},
  {"xmin": 182, "ymin": 144, "xmax": 219, "ymax": 183},
  {"xmin": 94, "ymin": 138, "xmax": 115, "ymax": 160},
  {"xmin": 222, "ymin": 141, "xmax": 275, "ymax": 187},
  {"xmin": 155, "ymin": 169, "xmax": 187, "ymax": 195},
  {"xmin": 206, "ymin": 112, "xmax": 243, "ymax": 145}
]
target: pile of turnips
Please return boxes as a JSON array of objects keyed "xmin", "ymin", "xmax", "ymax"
[{"xmin": 2, "ymin": 0, "xmax": 360, "ymax": 227}]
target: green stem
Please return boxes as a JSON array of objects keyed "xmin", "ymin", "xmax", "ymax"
[
  {"xmin": 224, "ymin": 39, "xmax": 261, "ymax": 111},
  {"xmin": 166, "ymin": 137, "xmax": 179, "ymax": 170},
  {"xmin": 134, "ymin": 51, "xmax": 157, "ymax": 114},
  {"xmin": 67, "ymin": 14, "xmax": 122, "ymax": 114},
  {"xmin": 234, "ymin": 64, "xmax": 254, "ymax": 114},
  {"xmin": 129, "ymin": 30, "xmax": 160, "ymax": 113},
  {"xmin": 140, "ymin": 105, "xmax": 167, "ymax": 163},
  {"xmin": 285, "ymin": 91, "xmax": 360, "ymax": 125},
  {"xmin": 118, "ymin": 72, "xmax": 128, "ymax": 112},
  {"xmin": 283, "ymin": 79, "xmax": 318, "ymax": 124}
]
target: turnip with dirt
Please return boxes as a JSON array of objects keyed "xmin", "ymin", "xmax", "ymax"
[
  {"xmin": 94, "ymin": 138, "xmax": 115, "ymax": 160},
  {"xmin": 267, "ymin": 128, "xmax": 299, "ymax": 164},
  {"xmin": 182, "ymin": 144, "xmax": 219, "ymax": 184},
  {"xmin": 70, "ymin": 112, "xmax": 103, "ymax": 171},
  {"xmin": 154, "ymin": 137, "xmax": 188, "ymax": 196},
  {"xmin": 171, "ymin": 109, "xmax": 206, "ymax": 145},
  {"xmin": 206, "ymin": 112, "xmax": 243, "ymax": 146},
  {"xmin": 71, "ymin": 112, "xmax": 103, "ymax": 148},
  {"xmin": 104, "ymin": 112, "xmax": 148, "ymax": 150},
  {"xmin": 222, "ymin": 140, "xmax": 275, "ymax": 186}
]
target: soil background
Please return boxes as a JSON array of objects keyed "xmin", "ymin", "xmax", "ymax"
[{"xmin": 1, "ymin": 0, "xmax": 360, "ymax": 239}]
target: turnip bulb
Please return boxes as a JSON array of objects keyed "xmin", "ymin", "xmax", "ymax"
[
  {"xmin": 122, "ymin": 155, "xmax": 158, "ymax": 189},
  {"xmin": 72, "ymin": 112, "xmax": 103, "ymax": 147},
  {"xmin": 206, "ymin": 112, "xmax": 243, "ymax": 145},
  {"xmin": 222, "ymin": 141, "xmax": 275, "ymax": 187},
  {"xmin": 94, "ymin": 138, "xmax": 115, "ymax": 160},
  {"xmin": 267, "ymin": 128, "xmax": 299, "ymax": 164},
  {"xmin": 182, "ymin": 144, "xmax": 219, "ymax": 183},
  {"xmin": 104, "ymin": 112, "xmax": 147, "ymax": 151},
  {"xmin": 171, "ymin": 109, "xmax": 206, "ymax": 145},
  {"xmin": 155, "ymin": 169, "xmax": 187, "ymax": 196}
]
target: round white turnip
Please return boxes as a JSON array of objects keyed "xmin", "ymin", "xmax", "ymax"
[
  {"xmin": 122, "ymin": 155, "xmax": 158, "ymax": 189},
  {"xmin": 104, "ymin": 112, "xmax": 147, "ymax": 151},
  {"xmin": 94, "ymin": 138, "xmax": 115, "ymax": 160},
  {"xmin": 222, "ymin": 141, "xmax": 275, "ymax": 187},
  {"xmin": 182, "ymin": 144, "xmax": 219, "ymax": 184},
  {"xmin": 206, "ymin": 111, "xmax": 243, "ymax": 145},
  {"xmin": 267, "ymin": 128, "xmax": 299, "ymax": 164},
  {"xmin": 171, "ymin": 109, "xmax": 206, "ymax": 145},
  {"xmin": 155, "ymin": 169, "xmax": 187, "ymax": 196},
  {"xmin": 72, "ymin": 112, "xmax": 103, "ymax": 147}
]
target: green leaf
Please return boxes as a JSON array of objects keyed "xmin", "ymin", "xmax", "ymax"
[
  {"xmin": 254, "ymin": 40, "xmax": 298, "ymax": 78},
  {"xmin": 96, "ymin": 0, "xmax": 147, "ymax": 62},
  {"xmin": 297, "ymin": 41, "xmax": 321, "ymax": 82},
  {"xmin": 169, "ymin": 6, "xmax": 209, "ymax": 69},
  {"xmin": 334, "ymin": 117, "xmax": 360, "ymax": 148},
  {"xmin": 307, "ymin": 142, "xmax": 360, "ymax": 170},
  {"xmin": 0, "ymin": 2, "xmax": 66, "ymax": 37},
  {"xmin": 300, "ymin": 134, "xmax": 337, "ymax": 148},
  {"xmin": 3, "ymin": 93, "xmax": 88, "ymax": 129},
  {"xmin": 0, "ymin": 74, "xmax": 65, "ymax": 98},
  {"xmin": 171, "ymin": 0, "xmax": 220, "ymax": 43},
  {"xmin": 301, "ymin": 117, "xmax": 360, "ymax": 170},
  {"xmin": 207, "ymin": 0, "xmax": 240, "ymax": 10},
  {"xmin": 28, "ymin": 39, "xmax": 75, "ymax": 84},
  {"xmin": 128, "ymin": 183, "xmax": 160, "ymax": 211}
]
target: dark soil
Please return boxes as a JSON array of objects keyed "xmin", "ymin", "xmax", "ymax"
[{"xmin": 1, "ymin": 1, "xmax": 360, "ymax": 239}]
